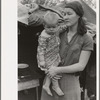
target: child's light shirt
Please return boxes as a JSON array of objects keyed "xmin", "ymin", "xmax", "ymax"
[{"xmin": 37, "ymin": 30, "xmax": 61, "ymax": 71}]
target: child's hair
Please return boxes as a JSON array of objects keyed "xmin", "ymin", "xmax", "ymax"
[{"xmin": 43, "ymin": 11, "xmax": 63, "ymax": 26}]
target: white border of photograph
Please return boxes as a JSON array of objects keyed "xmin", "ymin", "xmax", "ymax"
[
  {"xmin": 1, "ymin": 0, "xmax": 17, "ymax": 100},
  {"xmin": 96, "ymin": 0, "xmax": 99, "ymax": 100},
  {"xmin": 1, "ymin": 0, "xmax": 99, "ymax": 100}
]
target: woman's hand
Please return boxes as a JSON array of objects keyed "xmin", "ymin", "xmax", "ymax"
[
  {"xmin": 47, "ymin": 66, "xmax": 59, "ymax": 78},
  {"xmin": 52, "ymin": 75, "xmax": 62, "ymax": 81}
]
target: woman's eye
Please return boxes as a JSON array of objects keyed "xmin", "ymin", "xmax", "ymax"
[
  {"xmin": 62, "ymin": 12, "xmax": 66, "ymax": 16},
  {"xmin": 67, "ymin": 12, "xmax": 72, "ymax": 15}
]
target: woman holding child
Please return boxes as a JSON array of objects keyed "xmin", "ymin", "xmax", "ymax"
[{"xmin": 40, "ymin": 1, "xmax": 94, "ymax": 100}]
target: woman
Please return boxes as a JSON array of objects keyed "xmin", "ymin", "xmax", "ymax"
[{"xmin": 41, "ymin": 1, "xmax": 94, "ymax": 100}]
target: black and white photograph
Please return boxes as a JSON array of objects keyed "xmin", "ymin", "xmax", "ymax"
[
  {"xmin": 18, "ymin": 0, "xmax": 97, "ymax": 100},
  {"xmin": 1, "ymin": 0, "xmax": 99, "ymax": 100}
]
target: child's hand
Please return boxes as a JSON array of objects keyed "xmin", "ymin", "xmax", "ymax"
[{"xmin": 40, "ymin": 61, "xmax": 45, "ymax": 67}]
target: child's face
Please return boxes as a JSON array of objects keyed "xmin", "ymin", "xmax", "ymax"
[{"xmin": 44, "ymin": 24, "xmax": 59, "ymax": 34}]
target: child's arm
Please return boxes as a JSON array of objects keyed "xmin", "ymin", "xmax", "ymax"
[
  {"xmin": 37, "ymin": 30, "xmax": 48, "ymax": 71},
  {"xmin": 59, "ymin": 23, "xmax": 67, "ymax": 34}
]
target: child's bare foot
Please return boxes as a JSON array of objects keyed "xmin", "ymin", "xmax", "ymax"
[
  {"xmin": 43, "ymin": 85, "xmax": 53, "ymax": 96},
  {"xmin": 52, "ymin": 86, "xmax": 64, "ymax": 96}
]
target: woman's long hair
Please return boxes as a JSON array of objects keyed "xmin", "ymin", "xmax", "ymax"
[
  {"xmin": 64, "ymin": 1, "xmax": 87, "ymax": 36},
  {"xmin": 77, "ymin": 17, "xmax": 87, "ymax": 36}
]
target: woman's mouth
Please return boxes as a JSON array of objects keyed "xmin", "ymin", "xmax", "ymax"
[{"xmin": 63, "ymin": 19, "xmax": 69, "ymax": 22}]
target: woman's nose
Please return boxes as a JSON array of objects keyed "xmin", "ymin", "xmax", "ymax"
[{"xmin": 64, "ymin": 15, "xmax": 68, "ymax": 20}]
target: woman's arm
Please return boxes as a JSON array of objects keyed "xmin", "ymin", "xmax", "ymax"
[{"xmin": 47, "ymin": 50, "xmax": 91, "ymax": 78}]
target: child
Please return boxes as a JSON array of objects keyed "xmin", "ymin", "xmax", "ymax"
[{"xmin": 37, "ymin": 11, "xmax": 67, "ymax": 96}]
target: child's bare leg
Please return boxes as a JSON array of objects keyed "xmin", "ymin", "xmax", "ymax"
[
  {"xmin": 43, "ymin": 75, "xmax": 52, "ymax": 96},
  {"xmin": 52, "ymin": 79, "xmax": 64, "ymax": 96}
]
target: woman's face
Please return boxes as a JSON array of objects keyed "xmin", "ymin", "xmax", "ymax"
[{"xmin": 63, "ymin": 8, "xmax": 80, "ymax": 27}]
